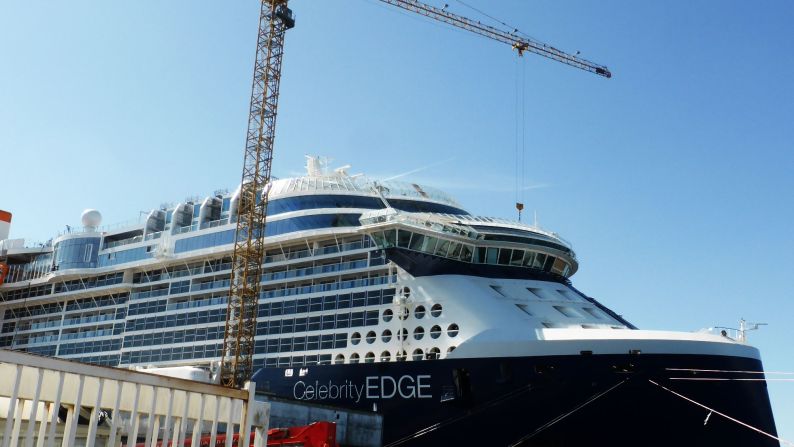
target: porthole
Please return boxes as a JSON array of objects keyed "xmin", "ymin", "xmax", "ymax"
[
  {"xmin": 334, "ymin": 354, "xmax": 345, "ymax": 364},
  {"xmin": 412, "ymin": 348, "xmax": 424, "ymax": 361},
  {"xmin": 366, "ymin": 331, "xmax": 377, "ymax": 344},
  {"xmin": 428, "ymin": 347, "xmax": 441, "ymax": 359},
  {"xmin": 447, "ymin": 323, "xmax": 459, "ymax": 337},
  {"xmin": 351, "ymin": 332, "xmax": 361, "ymax": 345},
  {"xmin": 447, "ymin": 346, "xmax": 456, "ymax": 354},
  {"xmin": 413, "ymin": 326, "xmax": 425, "ymax": 340},
  {"xmin": 396, "ymin": 328, "xmax": 408, "ymax": 341},
  {"xmin": 365, "ymin": 352, "xmax": 375, "ymax": 363},
  {"xmin": 414, "ymin": 305, "xmax": 426, "ymax": 319},
  {"xmin": 382, "ymin": 329, "xmax": 393, "ymax": 343},
  {"xmin": 380, "ymin": 351, "xmax": 391, "ymax": 362},
  {"xmin": 398, "ymin": 307, "xmax": 409, "ymax": 320},
  {"xmin": 382, "ymin": 309, "xmax": 394, "ymax": 322},
  {"xmin": 430, "ymin": 304, "xmax": 443, "ymax": 317},
  {"xmin": 350, "ymin": 353, "xmax": 360, "ymax": 364},
  {"xmin": 401, "ymin": 286, "xmax": 411, "ymax": 299},
  {"xmin": 396, "ymin": 350, "xmax": 407, "ymax": 361},
  {"xmin": 430, "ymin": 325, "xmax": 442, "ymax": 339}
]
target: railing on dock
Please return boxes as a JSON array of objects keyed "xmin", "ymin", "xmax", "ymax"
[{"xmin": 0, "ymin": 349, "xmax": 270, "ymax": 447}]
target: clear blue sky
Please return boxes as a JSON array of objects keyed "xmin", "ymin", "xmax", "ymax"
[{"xmin": 2, "ymin": 0, "xmax": 792, "ymax": 440}]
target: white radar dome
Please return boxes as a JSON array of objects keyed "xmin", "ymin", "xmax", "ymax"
[{"xmin": 81, "ymin": 209, "xmax": 103, "ymax": 229}]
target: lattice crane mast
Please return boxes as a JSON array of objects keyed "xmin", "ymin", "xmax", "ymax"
[
  {"xmin": 377, "ymin": 0, "xmax": 611, "ymax": 78},
  {"xmin": 220, "ymin": 0, "xmax": 294, "ymax": 388}
]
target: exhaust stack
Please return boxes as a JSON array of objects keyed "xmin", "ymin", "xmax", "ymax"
[{"xmin": 0, "ymin": 210, "xmax": 10, "ymax": 241}]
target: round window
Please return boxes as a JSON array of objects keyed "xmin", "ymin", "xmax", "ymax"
[
  {"xmin": 334, "ymin": 354, "xmax": 345, "ymax": 364},
  {"xmin": 412, "ymin": 348, "xmax": 424, "ymax": 361},
  {"xmin": 397, "ymin": 328, "xmax": 408, "ymax": 341},
  {"xmin": 396, "ymin": 350, "xmax": 407, "ymax": 361},
  {"xmin": 447, "ymin": 323, "xmax": 459, "ymax": 338},
  {"xmin": 382, "ymin": 308, "xmax": 394, "ymax": 322},
  {"xmin": 380, "ymin": 351, "xmax": 391, "ymax": 362},
  {"xmin": 364, "ymin": 352, "xmax": 375, "ymax": 363},
  {"xmin": 414, "ymin": 305, "xmax": 426, "ymax": 319},
  {"xmin": 429, "ymin": 347, "xmax": 440, "ymax": 359},
  {"xmin": 382, "ymin": 329, "xmax": 392, "ymax": 343},
  {"xmin": 351, "ymin": 332, "xmax": 361, "ymax": 345},
  {"xmin": 431, "ymin": 303, "xmax": 443, "ymax": 317},
  {"xmin": 366, "ymin": 331, "xmax": 377, "ymax": 344},
  {"xmin": 413, "ymin": 326, "xmax": 425, "ymax": 340},
  {"xmin": 430, "ymin": 325, "xmax": 442, "ymax": 339},
  {"xmin": 350, "ymin": 353, "xmax": 360, "ymax": 364}
]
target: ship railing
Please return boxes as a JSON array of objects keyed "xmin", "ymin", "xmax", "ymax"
[
  {"xmin": 261, "ymin": 259, "xmax": 370, "ymax": 283},
  {"xmin": 263, "ymin": 238, "xmax": 371, "ymax": 264},
  {"xmin": 174, "ymin": 224, "xmax": 198, "ymax": 235},
  {"xmin": 3, "ymin": 264, "xmax": 50, "ymax": 284},
  {"xmin": 130, "ymin": 287, "xmax": 170, "ymax": 301},
  {"xmin": 144, "ymin": 231, "xmax": 163, "ymax": 242},
  {"xmin": 103, "ymin": 235, "xmax": 144, "ymax": 250},
  {"xmin": 62, "ymin": 313, "xmax": 116, "ymax": 327},
  {"xmin": 167, "ymin": 296, "xmax": 226, "ymax": 311},
  {"xmin": 204, "ymin": 219, "xmax": 229, "ymax": 229},
  {"xmin": 190, "ymin": 279, "xmax": 231, "ymax": 293},
  {"xmin": 0, "ymin": 349, "xmax": 270, "ymax": 447},
  {"xmin": 260, "ymin": 274, "xmax": 395, "ymax": 299}
]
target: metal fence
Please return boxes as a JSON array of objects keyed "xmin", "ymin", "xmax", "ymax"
[{"xmin": 0, "ymin": 349, "xmax": 269, "ymax": 447}]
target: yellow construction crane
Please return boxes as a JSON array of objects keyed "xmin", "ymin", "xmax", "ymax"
[
  {"xmin": 220, "ymin": 0, "xmax": 294, "ymax": 388},
  {"xmin": 220, "ymin": 0, "xmax": 610, "ymax": 388},
  {"xmin": 379, "ymin": 0, "xmax": 611, "ymax": 77}
]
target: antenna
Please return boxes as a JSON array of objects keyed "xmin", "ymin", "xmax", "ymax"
[{"xmin": 738, "ymin": 318, "xmax": 768, "ymax": 344}]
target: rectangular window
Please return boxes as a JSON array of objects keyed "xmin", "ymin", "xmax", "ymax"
[
  {"xmin": 84, "ymin": 244, "xmax": 93, "ymax": 263},
  {"xmin": 553, "ymin": 305, "xmax": 581, "ymax": 318},
  {"xmin": 490, "ymin": 285, "xmax": 507, "ymax": 297},
  {"xmin": 527, "ymin": 287, "xmax": 546, "ymax": 299},
  {"xmin": 397, "ymin": 230, "xmax": 411, "ymax": 248},
  {"xmin": 510, "ymin": 249, "xmax": 524, "ymax": 266},
  {"xmin": 516, "ymin": 304, "xmax": 533, "ymax": 316},
  {"xmin": 498, "ymin": 249, "xmax": 512, "ymax": 265},
  {"xmin": 552, "ymin": 257, "xmax": 567, "ymax": 275},
  {"xmin": 582, "ymin": 307, "xmax": 603, "ymax": 319},
  {"xmin": 486, "ymin": 248, "xmax": 499, "ymax": 264},
  {"xmin": 409, "ymin": 233, "xmax": 425, "ymax": 251}
]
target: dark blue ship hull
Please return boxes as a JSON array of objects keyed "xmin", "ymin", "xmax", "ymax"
[{"xmin": 253, "ymin": 353, "xmax": 779, "ymax": 446}]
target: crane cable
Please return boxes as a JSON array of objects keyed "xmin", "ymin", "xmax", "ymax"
[
  {"xmin": 648, "ymin": 379, "xmax": 794, "ymax": 447},
  {"xmin": 514, "ymin": 55, "xmax": 526, "ymax": 221}
]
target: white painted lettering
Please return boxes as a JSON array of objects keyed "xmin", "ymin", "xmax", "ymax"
[
  {"xmin": 398, "ymin": 375, "xmax": 416, "ymax": 398},
  {"xmin": 366, "ymin": 376, "xmax": 378, "ymax": 399},
  {"xmin": 417, "ymin": 375, "xmax": 432, "ymax": 398},
  {"xmin": 381, "ymin": 376, "xmax": 397, "ymax": 399}
]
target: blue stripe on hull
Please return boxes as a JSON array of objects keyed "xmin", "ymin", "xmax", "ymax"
[{"xmin": 252, "ymin": 353, "xmax": 779, "ymax": 446}]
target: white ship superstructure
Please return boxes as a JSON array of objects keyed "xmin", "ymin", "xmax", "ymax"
[{"xmin": 0, "ymin": 157, "xmax": 780, "ymax": 446}]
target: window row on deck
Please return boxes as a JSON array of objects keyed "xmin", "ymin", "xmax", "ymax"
[{"xmin": 371, "ymin": 228, "xmax": 574, "ymax": 277}]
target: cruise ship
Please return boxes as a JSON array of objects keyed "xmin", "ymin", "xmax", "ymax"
[{"xmin": 0, "ymin": 157, "xmax": 779, "ymax": 446}]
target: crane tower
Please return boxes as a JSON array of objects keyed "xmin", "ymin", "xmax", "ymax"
[{"xmin": 220, "ymin": 0, "xmax": 294, "ymax": 389}]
